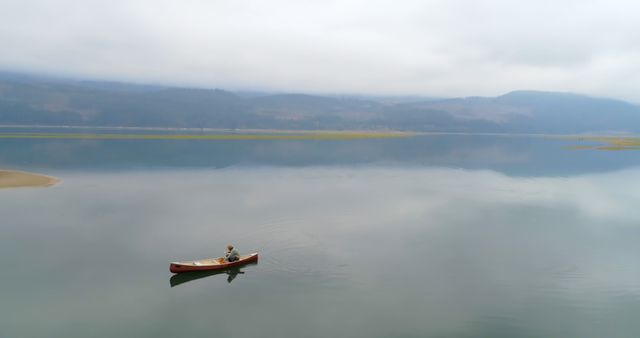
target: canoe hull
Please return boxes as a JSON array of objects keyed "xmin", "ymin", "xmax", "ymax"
[{"xmin": 170, "ymin": 253, "xmax": 258, "ymax": 273}]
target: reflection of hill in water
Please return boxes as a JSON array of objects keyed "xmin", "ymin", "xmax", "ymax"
[
  {"xmin": 2, "ymin": 132, "xmax": 640, "ymax": 176},
  {"xmin": 170, "ymin": 262, "xmax": 257, "ymax": 287}
]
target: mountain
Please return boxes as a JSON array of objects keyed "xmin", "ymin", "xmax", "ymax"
[
  {"xmin": 1, "ymin": 73, "xmax": 639, "ymax": 133},
  {"xmin": 406, "ymin": 91, "xmax": 640, "ymax": 133}
]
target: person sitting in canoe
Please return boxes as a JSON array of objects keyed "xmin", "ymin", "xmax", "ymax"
[{"xmin": 224, "ymin": 245, "xmax": 240, "ymax": 262}]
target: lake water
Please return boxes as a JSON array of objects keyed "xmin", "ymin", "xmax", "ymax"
[{"xmin": 2, "ymin": 132, "xmax": 640, "ymax": 337}]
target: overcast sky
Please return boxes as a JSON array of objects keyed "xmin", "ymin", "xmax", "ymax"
[{"xmin": 1, "ymin": 0, "xmax": 639, "ymax": 100}]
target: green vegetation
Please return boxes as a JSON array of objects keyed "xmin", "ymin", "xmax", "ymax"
[
  {"xmin": 0, "ymin": 131, "xmax": 413, "ymax": 140},
  {"xmin": 566, "ymin": 136, "xmax": 640, "ymax": 150}
]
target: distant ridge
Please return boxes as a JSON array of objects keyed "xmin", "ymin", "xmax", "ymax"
[{"xmin": 1, "ymin": 73, "xmax": 639, "ymax": 134}]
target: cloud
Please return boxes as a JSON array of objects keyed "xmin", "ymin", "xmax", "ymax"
[{"xmin": 1, "ymin": 0, "xmax": 640, "ymax": 100}]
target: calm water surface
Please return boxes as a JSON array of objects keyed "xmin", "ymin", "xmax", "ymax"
[{"xmin": 2, "ymin": 132, "xmax": 640, "ymax": 337}]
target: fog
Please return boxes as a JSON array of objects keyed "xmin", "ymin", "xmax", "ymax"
[{"xmin": 1, "ymin": 0, "xmax": 640, "ymax": 100}]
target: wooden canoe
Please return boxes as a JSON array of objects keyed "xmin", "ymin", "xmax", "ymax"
[{"xmin": 170, "ymin": 252, "xmax": 258, "ymax": 273}]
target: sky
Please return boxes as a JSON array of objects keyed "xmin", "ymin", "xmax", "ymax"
[{"xmin": 1, "ymin": 0, "xmax": 639, "ymax": 100}]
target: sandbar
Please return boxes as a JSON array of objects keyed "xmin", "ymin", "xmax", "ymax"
[
  {"xmin": 0, "ymin": 170, "xmax": 59, "ymax": 189},
  {"xmin": 564, "ymin": 136, "xmax": 640, "ymax": 151}
]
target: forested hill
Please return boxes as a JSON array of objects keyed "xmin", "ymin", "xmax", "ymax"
[{"xmin": 1, "ymin": 74, "xmax": 640, "ymax": 133}]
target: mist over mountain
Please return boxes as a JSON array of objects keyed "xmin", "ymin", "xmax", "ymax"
[{"xmin": 1, "ymin": 73, "xmax": 639, "ymax": 134}]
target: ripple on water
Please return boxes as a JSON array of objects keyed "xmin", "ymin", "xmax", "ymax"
[{"xmin": 235, "ymin": 215, "xmax": 347, "ymax": 282}]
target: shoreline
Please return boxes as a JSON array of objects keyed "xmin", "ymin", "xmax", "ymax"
[
  {"xmin": 0, "ymin": 170, "xmax": 59, "ymax": 189},
  {"xmin": 2, "ymin": 125, "xmax": 639, "ymax": 138},
  {"xmin": 0, "ymin": 124, "xmax": 415, "ymax": 135},
  {"xmin": 563, "ymin": 136, "xmax": 640, "ymax": 151},
  {"xmin": 0, "ymin": 131, "xmax": 413, "ymax": 140}
]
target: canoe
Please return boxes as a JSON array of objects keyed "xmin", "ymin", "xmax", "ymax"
[{"xmin": 170, "ymin": 252, "xmax": 258, "ymax": 273}]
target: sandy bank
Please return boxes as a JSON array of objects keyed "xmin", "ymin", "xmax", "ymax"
[{"xmin": 0, "ymin": 170, "xmax": 59, "ymax": 189}]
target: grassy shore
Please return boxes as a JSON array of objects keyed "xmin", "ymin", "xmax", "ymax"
[
  {"xmin": 0, "ymin": 131, "xmax": 413, "ymax": 140},
  {"xmin": 0, "ymin": 170, "xmax": 59, "ymax": 189},
  {"xmin": 564, "ymin": 136, "xmax": 640, "ymax": 151}
]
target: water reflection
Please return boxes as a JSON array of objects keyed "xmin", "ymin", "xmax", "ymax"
[
  {"xmin": 3, "ymin": 164, "xmax": 640, "ymax": 337},
  {"xmin": 2, "ymin": 132, "xmax": 640, "ymax": 176},
  {"xmin": 170, "ymin": 263, "xmax": 257, "ymax": 287}
]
